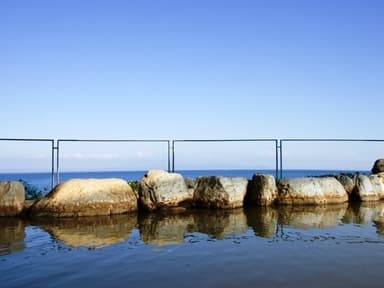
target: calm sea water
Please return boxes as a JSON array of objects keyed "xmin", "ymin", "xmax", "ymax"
[
  {"xmin": 1, "ymin": 204, "xmax": 384, "ymax": 288},
  {"xmin": 1, "ymin": 169, "xmax": 382, "ymax": 288}
]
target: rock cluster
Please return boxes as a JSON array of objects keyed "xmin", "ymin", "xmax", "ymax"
[{"xmin": 2, "ymin": 159, "xmax": 384, "ymax": 217}]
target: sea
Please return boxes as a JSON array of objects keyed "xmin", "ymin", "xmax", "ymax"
[{"xmin": 2, "ymin": 169, "xmax": 384, "ymax": 288}]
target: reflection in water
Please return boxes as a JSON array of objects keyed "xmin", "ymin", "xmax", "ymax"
[
  {"xmin": 343, "ymin": 202, "xmax": 384, "ymax": 235},
  {"xmin": 139, "ymin": 209, "xmax": 248, "ymax": 245},
  {"xmin": 32, "ymin": 214, "xmax": 138, "ymax": 248},
  {"xmin": 278, "ymin": 204, "xmax": 348, "ymax": 229},
  {"xmin": 2, "ymin": 202, "xmax": 384, "ymax": 252},
  {"xmin": 0, "ymin": 218, "xmax": 25, "ymax": 255},
  {"xmin": 138, "ymin": 212, "xmax": 194, "ymax": 245},
  {"xmin": 192, "ymin": 208, "xmax": 248, "ymax": 239},
  {"xmin": 244, "ymin": 206, "xmax": 278, "ymax": 238}
]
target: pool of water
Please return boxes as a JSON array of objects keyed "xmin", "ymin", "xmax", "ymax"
[{"xmin": 1, "ymin": 202, "xmax": 384, "ymax": 288}]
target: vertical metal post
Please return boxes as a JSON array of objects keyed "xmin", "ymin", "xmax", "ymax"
[
  {"xmin": 56, "ymin": 140, "xmax": 60, "ymax": 185},
  {"xmin": 275, "ymin": 140, "xmax": 279, "ymax": 180},
  {"xmin": 279, "ymin": 140, "xmax": 283, "ymax": 179},
  {"xmin": 51, "ymin": 140, "xmax": 55, "ymax": 190},
  {"xmin": 167, "ymin": 141, "xmax": 171, "ymax": 172},
  {"xmin": 172, "ymin": 141, "xmax": 175, "ymax": 172}
]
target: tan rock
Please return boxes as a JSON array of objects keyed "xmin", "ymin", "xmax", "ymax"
[
  {"xmin": 194, "ymin": 176, "xmax": 248, "ymax": 209},
  {"xmin": 29, "ymin": 178, "xmax": 137, "ymax": 217},
  {"xmin": 139, "ymin": 170, "xmax": 193, "ymax": 211},
  {"xmin": 277, "ymin": 177, "xmax": 348, "ymax": 205},
  {"xmin": 245, "ymin": 174, "xmax": 277, "ymax": 206},
  {"xmin": 0, "ymin": 181, "xmax": 25, "ymax": 216}
]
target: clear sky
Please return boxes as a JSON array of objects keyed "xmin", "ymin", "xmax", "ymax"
[{"xmin": 1, "ymin": 0, "xmax": 384, "ymax": 171}]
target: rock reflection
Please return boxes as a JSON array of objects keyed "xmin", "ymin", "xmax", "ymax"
[
  {"xmin": 33, "ymin": 214, "xmax": 137, "ymax": 248},
  {"xmin": 139, "ymin": 212, "xmax": 194, "ymax": 245},
  {"xmin": 192, "ymin": 208, "xmax": 248, "ymax": 239},
  {"xmin": 0, "ymin": 218, "xmax": 25, "ymax": 255},
  {"xmin": 244, "ymin": 207, "xmax": 278, "ymax": 238},
  {"xmin": 343, "ymin": 202, "xmax": 384, "ymax": 235},
  {"xmin": 139, "ymin": 209, "xmax": 248, "ymax": 245},
  {"xmin": 278, "ymin": 204, "xmax": 348, "ymax": 229}
]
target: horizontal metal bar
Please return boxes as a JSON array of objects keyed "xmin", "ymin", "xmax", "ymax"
[
  {"xmin": 281, "ymin": 139, "xmax": 384, "ymax": 142},
  {"xmin": 173, "ymin": 139, "xmax": 278, "ymax": 143},
  {"xmin": 0, "ymin": 138, "xmax": 54, "ymax": 142},
  {"xmin": 58, "ymin": 139, "xmax": 170, "ymax": 143}
]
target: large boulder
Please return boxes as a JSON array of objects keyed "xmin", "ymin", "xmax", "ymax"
[
  {"xmin": 245, "ymin": 174, "xmax": 277, "ymax": 206},
  {"xmin": 193, "ymin": 176, "xmax": 248, "ymax": 209},
  {"xmin": 29, "ymin": 178, "xmax": 137, "ymax": 217},
  {"xmin": 369, "ymin": 173, "xmax": 384, "ymax": 199},
  {"xmin": 0, "ymin": 181, "xmax": 25, "ymax": 216},
  {"xmin": 354, "ymin": 174, "xmax": 382, "ymax": 202},
  {"xmin": 277, "ymin": 177, "xmax": 348, "ymax": 205},
  {"xmin": 139, "ymin": 170, "xmax": 193, "ymax": 211},
  {"xmin": 371, "ymin": 159, "xmax": 384, "ymax": 174}
]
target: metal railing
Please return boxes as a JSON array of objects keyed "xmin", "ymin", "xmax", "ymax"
[
  {"xmin": 172, "ymin": 139, "xmax": 279, "ymax": 179},
  {"xmin": 0, "ymin": 138, "xmax": 55, "ymax": 189},
  {"xmin": 279, "ymin": 139, "xmax": 384, "ymax": 179},
  {"xmin": 1, "ymin": 137, "xmax": 384, "ymax": 189},
  {"xmin": 56, "ymin": 139, "xmax": 171, "ymax": 184}
]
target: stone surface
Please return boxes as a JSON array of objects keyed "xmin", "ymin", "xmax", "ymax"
[
  {"xmin": 245, "ymin": 174, "xmax": 277, "ymax": 206},
  {"xmin": 0, "ymin": 181, "xmax": 25, "ymax": 216},
  {"xmin": 335, "ymin": 175, "xmax": 355, "ymax": 195},
  {"xmin": 354, "ymin": 174, "xmax": 380, "ymax": 202},
  {"xmin": 193, "ymin": 176, "xmax": 248, "ymax": 209},
  {"xmin": 277, "ymin": 177, "xmax": 348, "ymax": 205},
  {"xmin": 29, "ymin": 178, "xmax": 137, "ymax": 217},
  {"xmin": 139, "ymin": 170, "xmax": 193, "ymax": 211},
  {"xmin": 369, "ymin": 173, "xmax": 384, "ymax": 199},
  {"xmin": 371, "ymin": 159, "xmax": 384, "ymax": 174}
]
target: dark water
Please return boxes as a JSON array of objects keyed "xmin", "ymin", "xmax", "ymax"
[{"xmin": 1, "ymin": 203, "xmax": 384, "ymax": 288}]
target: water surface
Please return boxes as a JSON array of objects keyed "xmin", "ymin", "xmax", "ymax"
[{"xmin": 1, "ymin": 202, "xmax": 384, "ymax": 288}]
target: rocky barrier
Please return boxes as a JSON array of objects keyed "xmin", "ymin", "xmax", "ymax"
[{"xmin": 1, "ymin": 159, "xmax": 384, "ymax": 217}]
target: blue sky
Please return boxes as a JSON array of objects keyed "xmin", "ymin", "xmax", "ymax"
[{"xmin": 1, "ymin": 0, "xmax": 384, "ymax": 171}]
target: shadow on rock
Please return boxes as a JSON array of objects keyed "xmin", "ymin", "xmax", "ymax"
[
  {"xmin": 0, "ymin": 217, "xmax": 25, "ymax": 255},
  {"xmin": 31, "ymin": 213, "xmax": 138, "ymax": 248}
]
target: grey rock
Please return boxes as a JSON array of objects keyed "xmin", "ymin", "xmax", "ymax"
[
  {"xmin": 371, "ymin": 159, "xmax": 384, "ymax": 174},
  {"xmin": 277, "ymin": 177, "xmax": 348, "ymax": 205},
  {"xmin": 194, "ymin": 176, "xmax": 248, "ymax": 209},
  {"xmin": 139, "ymin": 170, "xmax": 193, "ymax": 211}
]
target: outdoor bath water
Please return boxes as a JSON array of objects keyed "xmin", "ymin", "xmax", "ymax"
[{"xmin": 1, "ymin": 203, "xmax": 384, "ymax": 288}]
